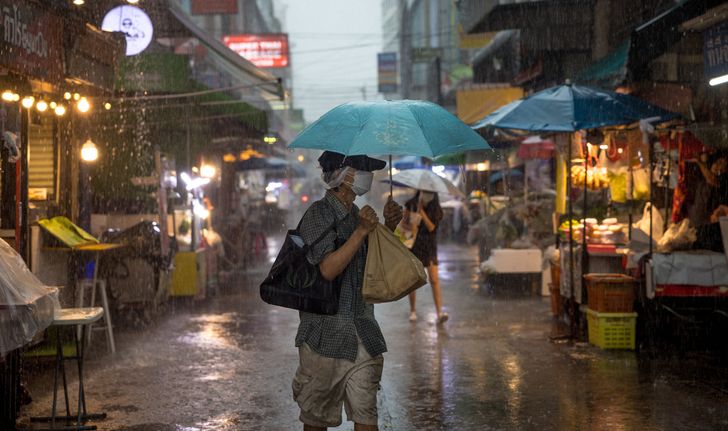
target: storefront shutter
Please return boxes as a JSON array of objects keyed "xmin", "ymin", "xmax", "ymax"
[{"xmin": 27, "ymin": 116, "xmax": 56, "ymax": 201}]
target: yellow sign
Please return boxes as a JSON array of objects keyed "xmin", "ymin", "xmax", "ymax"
[
  {"xmin": 455, "ymin": 86, "xmax": 524, "ymax": 124},
  {"xmin": 459, "ymin": 31, "xmax": 495, "ymax": 50}
]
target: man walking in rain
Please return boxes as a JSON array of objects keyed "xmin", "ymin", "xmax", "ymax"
[{"xmin": 292, "ymin": 151, "xmax": 403, "ymax": 431}]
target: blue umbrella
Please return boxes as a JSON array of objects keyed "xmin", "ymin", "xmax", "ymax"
[
  {"xmin": 489, "ymin": 169, "xmax": 523, "ymax": 184},
  {"xmin": 472, "ymin": 83, "xmax": 679, "ymax": 132},
  {"xmin": 289, "ymin": 100, "xmax": 490, "ymax": 157}
]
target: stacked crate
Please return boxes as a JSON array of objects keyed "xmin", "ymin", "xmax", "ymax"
[{"xmin": 584, "ymin": 274, "xmax": 637, "ymax": 350}]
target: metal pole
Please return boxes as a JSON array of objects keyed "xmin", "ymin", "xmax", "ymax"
[
  {"xmin": 19, "ymin": 105, "xmax": 29, "ymax": 261},
  {"xmin": 567, "ymin": 133, "xmax": 575, "ymax": 335},
  {"xmin": 647, "ymin": 132, "xmax": 654, "ymax": 256},
  {"xmin": 582, "ymin": 135, "xmax": 589, "ymax": 303}
]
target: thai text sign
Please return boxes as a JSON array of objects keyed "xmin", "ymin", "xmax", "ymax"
[
  {"xmin": 0, "ymin": 1, "xmax": 63, "ymax": 83},
  {"xmin": 378, "ymin": 52, "xmax": 397, "ymax": 93},
  {"xmin": 704, "ymin": 21, "xmax": 728, "ymax": 79},
  {"xmin": 222, "ymin": 34, "xmax": 289, "ymax": 68}
]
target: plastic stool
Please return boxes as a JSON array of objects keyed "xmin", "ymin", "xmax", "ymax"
[{"xmin": 76, "ymin": 279, "xmax": 116, "ymax": 354}]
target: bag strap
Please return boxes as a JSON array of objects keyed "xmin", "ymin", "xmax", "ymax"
[{"xmin": 298, "ymin": 198, "xmax": 340, "ymax": 248}]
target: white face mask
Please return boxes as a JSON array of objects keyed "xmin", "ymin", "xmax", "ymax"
[
  {"xmin": 351, "ymin": 170, "xmax": 374, "ymax": 196},
  {"xmin": 421, "ymin": 191, "xmax": 435, "ymax": 204}
]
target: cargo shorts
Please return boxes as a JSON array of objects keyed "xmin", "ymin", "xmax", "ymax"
[{"xmin": 292, "ymin": 339, "xmax": 384, "ymax": 428}]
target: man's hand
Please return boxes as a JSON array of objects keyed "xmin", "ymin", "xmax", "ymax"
[
  {"xmin": 358, "ymin": 205, "xmax": 379, "ymax": 234},
  {"xmin": 383, "ymin": 196, "xmax": 403, "ymax": 231}
]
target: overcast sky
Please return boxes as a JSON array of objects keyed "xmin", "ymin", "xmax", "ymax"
[{"xmin": 274, "ymin": 0, "xmax": 383, "ymax": 123}]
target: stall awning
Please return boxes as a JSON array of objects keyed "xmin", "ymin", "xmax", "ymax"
[
  {"xmin": 471, "ymin": 30, "xmax": 518, "ymax": 69},
  {"xmin": 462, "ymin": 0, "xmax": 593, "ymax": 34},
  {"xmin": 628, "ymin": 0, "xmax": 727, "ymax": 80},
  {"xmin": 166, "ymin": 2, "xmax": 282, "ymax": 102},
  {"xmin": 461, "ymin": 0, "xmax": 541, "ymax": 34},
  {"xmin": 456, "ymin": 85, "xmax": 524, "ymax": 125},
  {"xmin": 575, "ymin": 41, "xmax": 630, "ymax": 88}
]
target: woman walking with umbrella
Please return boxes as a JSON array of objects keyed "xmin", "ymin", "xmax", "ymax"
[{"xmin": 405, "ymin": 190, "xmax": 448, "ymax": 323}]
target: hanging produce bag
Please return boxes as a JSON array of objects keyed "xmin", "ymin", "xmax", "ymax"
[
  {"xmin": 609, "ymin": 168, "xmax": 628, "ymax": 203},
  {"xmin": 632, "ymin": 168, "xmax": 650, "ymax": 200},
  {"xmin": 363, "ymin": 224, "xmax": 427, "ymax": 304}
]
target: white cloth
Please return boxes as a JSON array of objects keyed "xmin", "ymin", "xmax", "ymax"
[{"xmin": 652, "ymin": 251, "xmax": 728, "ymax": 286}]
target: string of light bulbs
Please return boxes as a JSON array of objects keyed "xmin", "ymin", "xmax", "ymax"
[{"xmin": 0, "ymin": 89, "xmax": 113, "ymax": 117}]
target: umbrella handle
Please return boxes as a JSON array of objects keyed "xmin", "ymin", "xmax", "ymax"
[{"xmin": 389, "ymin": 155, "xmax": 393, "ymax": 197}]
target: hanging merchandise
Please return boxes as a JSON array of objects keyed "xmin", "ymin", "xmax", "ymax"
[
  {"xmin": 631, "ymin": 167, "xmax": 650, "ymax": 200},
  {"xmin": 609, "ymin": 167, "xmax": 629, "ymax": 203}
]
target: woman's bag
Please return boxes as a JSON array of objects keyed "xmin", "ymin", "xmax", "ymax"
[
  {"xmin": 363, "ymin": 224, "xmax": 427, "ymax": 303},
  {"xmin": 260, "ymin": 219, "xmax": 340, "ymax": 315},
  {"xmin": 395, "ymin": 212, "xmax": 422, "ymax": 249}
]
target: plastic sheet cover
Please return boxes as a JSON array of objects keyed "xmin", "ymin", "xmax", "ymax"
[{"xmin": 0, "ymin": 239, "xmax": 60, "ymax": 356}]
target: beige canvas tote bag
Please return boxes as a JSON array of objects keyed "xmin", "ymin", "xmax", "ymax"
[{"xmin": 363, "ymin": 224, "xmax": 427, "ymax": 303}]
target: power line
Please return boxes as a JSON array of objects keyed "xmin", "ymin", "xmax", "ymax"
[{"xmin": 112, "ymin": 82, "xmax": 280, "ymax": 102}]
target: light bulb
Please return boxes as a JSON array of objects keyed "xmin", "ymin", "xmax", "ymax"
[
  {"xmin": 36, "ymin": 100, "xmax": 48, "ymax": 112},
  {"xmin": 81, "ymin": 140, "xmax": 98, "ymax": 162},
  {"xmin": 73, "ymin": 93, "xmax": 80, "ymax": 101},
  {"xmin": 104, "ymin": 102, "xmax": 112, "ymax": 110},
  {"xmin": 64, "ymin": 92, "xmax": 72, "ymax": 100},
  {"xmin": 77, "ymin": 97, "xmax": 91, "ymax": 113},
  {"xmin": 21, "ymin": 96, "xmax": 34, "ymax": 109},
  {"xmin": 73, "ymin": 0, "xmax": 85, "ymax": 5},
  {"xmin": 12, "ymin": 93, "xmax": 19, "ymax": 102},
  {"xmin": 54, "ymin": 105, "xmax": 66, "ymax": 116},
  {"xmin": 1, "ymin": 91, "xmax": 14, "ymax": 102},
  {"xmin": 49, "ymin": 101, "xmax": 57, "ymax": 109}
]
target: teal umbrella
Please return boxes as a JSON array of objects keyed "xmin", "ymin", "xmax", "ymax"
[{"xmin": 289, "ymin": 100, "xmax": 489, "ymax": 157}]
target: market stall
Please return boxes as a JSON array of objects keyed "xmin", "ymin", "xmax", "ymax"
[
  {"xmin": 635, "ymin": 129, "xmax": 728, "ymax": 341},
  {"xmin": 473, "ymin": 83, "xmax": 678, "ymax": 344}
]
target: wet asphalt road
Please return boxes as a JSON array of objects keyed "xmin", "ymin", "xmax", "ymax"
[{"xmin": 21, "ymin": 242, "xmax": 728, "ymax": 430}]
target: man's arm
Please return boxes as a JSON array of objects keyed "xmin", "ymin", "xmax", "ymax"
[
  {"xmin": 319, "ymin": 205, "xmax": 378, "ymax": 281},
  {"xmin": 319, "ymin": 228, "xmax": 368, "ymax": 281}
]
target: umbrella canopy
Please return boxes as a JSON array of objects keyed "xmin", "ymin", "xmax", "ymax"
[
  {"xmin": 472, "ymin": 84, "xmax": 679, "ymax": 132},
  {"xmin": 382, "ymin": 169, "xmax": 463, "ymax": 197},
  {"xmin": 289, "ymin": 100, "xmax": 490, "ymax": 158}
]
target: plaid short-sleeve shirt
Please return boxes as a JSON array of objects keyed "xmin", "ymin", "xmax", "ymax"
[{"xmin": 295, "ymin": 192, "xmax": 387, "ymax": 362}]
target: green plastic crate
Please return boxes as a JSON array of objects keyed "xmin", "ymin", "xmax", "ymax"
[{"xmin": 586, "ymin": 308, "xmax": 637, "ymax": 350}]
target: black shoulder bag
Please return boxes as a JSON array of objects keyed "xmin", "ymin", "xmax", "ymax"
[{"xmin": 259, "ymin": 206, "xmax": 341, "ymax": 315}]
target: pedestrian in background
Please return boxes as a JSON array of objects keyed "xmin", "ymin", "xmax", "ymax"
[
  {"xmin": 405, "ymin": 190, "xmax": 448, "ymax": 323},
  {"xmin": 292, "ymin": 151, "xmax": 403, "ymax": 431}
]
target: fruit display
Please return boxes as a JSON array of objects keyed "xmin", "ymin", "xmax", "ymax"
[
  {"xmin": 571, "ymin": 165, "xmax": 610, "ymax": 190},
  {"xmin": 559, "ymin": 218, "xmax": 627, "ymax": 244}
]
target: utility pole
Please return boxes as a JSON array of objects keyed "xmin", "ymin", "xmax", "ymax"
[{"xmin": 399, "ymin": 0, "xmax": 411, "ymax": 99}]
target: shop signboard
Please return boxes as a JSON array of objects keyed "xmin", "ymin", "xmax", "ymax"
[
  {"xmin": 191, "ymin": 0, "xmax": 238, "ymax": 15},
  {"xmin": 377, "ymin": 52, "xmax": 397, "ymax": 94},
  {"xmin": 67, "ymin": 27, "xmax": 125, "ymax": 91},
  {"xmin": 0, "ymin": 1, "xmax": 64, "ymax": 83},
  {"xmin": 412, "ymin": 47, "xmax": 443, "ymax": 63},
  {"xmin": 222, "ymin": 34, "xmax": 289, "ymax": 68},
  {"xmin": 704, "ymin": 21, "xmax": 728, "ymax": 81},
  {"xmin": 102, "ymin": 5, "xmax": 154, "ymax": 56}
]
